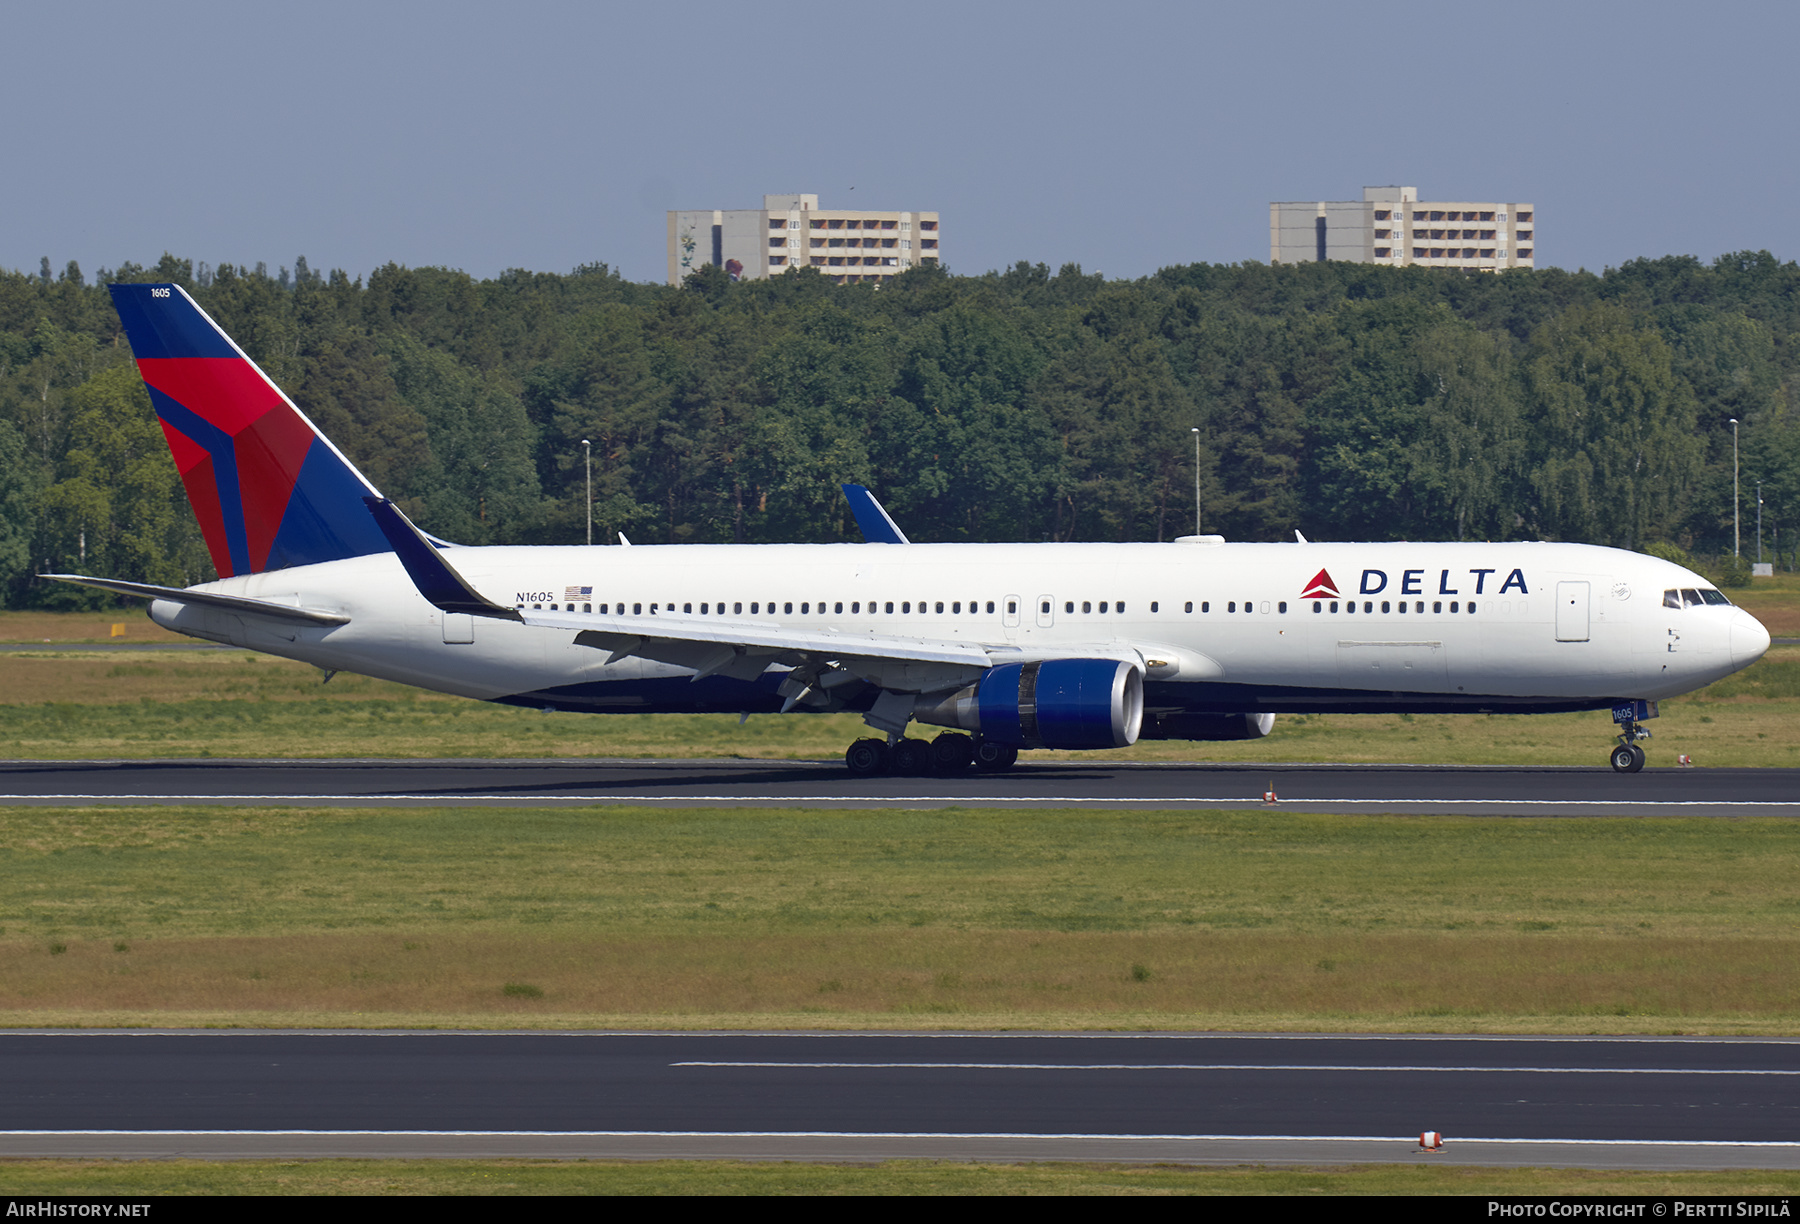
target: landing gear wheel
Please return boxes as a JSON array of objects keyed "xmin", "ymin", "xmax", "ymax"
[
  {"xmin": 973, "ymin": 740, "xmax": 1019, "ymax": 772},
  {"xmin": 1610, "ymin": 743, "xmax": 1645, "ymax": 774},
  {"xmin": 929, "ymin": 733, "xmax": 974, "ymax": 774},
  {"xmin": 889, "ymin": 738, "xmax": 931, "ymax": 776},
  {"xmin": 845, "ymin": 738, "xmax": 889, "ymax": 777}
]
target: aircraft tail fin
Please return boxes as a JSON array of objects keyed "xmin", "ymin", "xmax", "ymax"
[
  {"xmin": 108, "ymin": 283, "xmax": 393, "ymax": 578},
  {"xmin": 841, "ymin": 484, "xmax": 911, "ymax": 544}
]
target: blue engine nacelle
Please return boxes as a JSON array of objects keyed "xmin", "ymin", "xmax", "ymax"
[{"xmin": 914, "ymin": 658, "xmax": 1144, "ymax": 749}]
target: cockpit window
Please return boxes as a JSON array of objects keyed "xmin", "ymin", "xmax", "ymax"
[
  {"xmin": 1681, "ymin": 589, "xmax": 1703, "ymax": 607},
  {"xmin": 1663, "ymin": 589, "xmax": 1681, "ymax": 609},
  {"xmin": 1700, "ymin": 589, "xmax": 1731, "ymax": 606}
]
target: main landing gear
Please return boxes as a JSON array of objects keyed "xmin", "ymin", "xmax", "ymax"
[
  {"xmin": 1609, "ymin": 699, "xmax": 1657, "ymax": 773},
  {"xmin": 844, "ymin": 732, "xmax": 1019, "ymax": 777}
]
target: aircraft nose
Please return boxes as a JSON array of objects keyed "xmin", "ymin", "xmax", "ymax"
[{"xmin": 1730, "ymin": 609, "xmax": 1772, "ymax": 671}]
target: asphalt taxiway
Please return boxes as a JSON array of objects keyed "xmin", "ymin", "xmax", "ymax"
[
  {"xmin": 4, "ymin": 1032, "xmax": 1798, "ymax": 1168},
  {"xmin": 0, "ymin": 757, "xmax": 1795, "ymax": 815}
]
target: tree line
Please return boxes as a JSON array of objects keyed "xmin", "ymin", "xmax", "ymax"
[{"xmin": 1, "ymin": 248, "xmax": 1796, "ymax": 608}]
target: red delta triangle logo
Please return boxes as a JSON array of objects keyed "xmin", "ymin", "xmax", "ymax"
[{"xmin": 1300, "ymin": 568, "xmax": 1339, "ymax": 600}]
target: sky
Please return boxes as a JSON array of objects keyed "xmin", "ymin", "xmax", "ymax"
[{"xmin": 5, "ymin": 0, "xmax": 1797, "ymax": 286}]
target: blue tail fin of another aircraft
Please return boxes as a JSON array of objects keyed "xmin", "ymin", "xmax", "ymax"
[
  {"xmin": 841, "ymin": 484, "xmax": 911, "ymax": 544},
  {"xmin": 110, "ymin": 283, "xmax": 393, "ymax": 578}
]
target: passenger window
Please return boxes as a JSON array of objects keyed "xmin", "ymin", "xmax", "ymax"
[
  {"xmin": 953, "ymin": 602, "xmax": 961, "ymax": 614},
  {"xmin": 684, "ymin": 603, "xmax": 692, "ymax": 614},
  {"xmin": 903, "ymin": 602, "xmax": 911, "ymax": 613},
  {"xmin": 750, "ymin": 602, "xmax": 758, "ymax": 614},
  {"xmin": 1066, "ymin": 601, "xmax": 1075, "ymax": 613},
  {"xmin": 1433, "ymin": 601, "xmax": 1441, "ymax": 613},
  {"xmin": 1082, "ymin": 601, "xmax": 1092, "ymax": 614},
  {"xmin": 1118, "ymin": 602, "xmax": 1125, "ymax": 613},
  {"xmin": 1277, "ymin": 602, "xmax": 1287, "ymax": 613},
  {"xmin": 1330, "ymin": 601, "xmax": 1339, "ymax": 613},
  {"xmin": 936, "ymin": 601, "xmax": 944, "ymax": 613},
  {"xmin": 1150, "ymin": 602, "xmax": 1158, "ymax": 613},
  {"xmin": 1201, "ymin": 601, "xmax": 1210, "ymax": 613},
  {"xmin": 887, "ymin": 602, "xmax": 895, "ymax": 613},
  {"xmin": 1381, "ymin": 601, "xmax": 1390, "ymax": 613},
  {"xmin": 1228, "ymin": 602, "xmax": 1236, "ymax": 613},
  {"xmin": 1184, "ymin": 601, "xmax": 1193, "ymax": 613},
  {"xmin": 632, "ymin": 603, "xmax": 641, "ymax": 615}
]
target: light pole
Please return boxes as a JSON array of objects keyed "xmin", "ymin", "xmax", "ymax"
[
  {"xmin": 1190, "ymin": 427, "xmax": 1201, "ymax": 536},
  {"xmin": 581, "ymin": 439, "xmax": 592, "ymax": 546},
  {"xmin": 1757, "ymin": 479, "xmax": 1764, "ymax": 565},
  {"xmin": 1730, "ymin": 419, "xmax": 1740, "ymax": 558}
]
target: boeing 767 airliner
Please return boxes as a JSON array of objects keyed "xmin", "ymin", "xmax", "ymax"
[{"xmin": 49, "ymin": 284, "xmax": 1771, "ymax": 775}]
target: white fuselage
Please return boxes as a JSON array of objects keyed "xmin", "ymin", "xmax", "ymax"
[{"xmin": 148, "ymin": 538, "xmax": 1770, "ymax": 719}]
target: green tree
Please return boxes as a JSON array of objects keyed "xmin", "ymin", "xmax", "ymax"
[{"xmin": 1524, "ymin": 303, "xmax": 1702, "ymax": 548}]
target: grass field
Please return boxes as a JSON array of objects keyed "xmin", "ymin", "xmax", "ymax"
[
  {"xmin": 4, "ymin": 804, "xmax": 1797, "ymax": 1032},
  {"xmin": 3, "ymin": 1159, "xmax": 1797, "ymax": 1195}
]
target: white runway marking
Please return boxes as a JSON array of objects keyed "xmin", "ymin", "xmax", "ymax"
[
  {"xmin": 2, "ymin": 1129, "xmax": 1797, "ymax": 1148},
  {"xmin": 6, "ymin": 793, "xmax": 1800, "ymax": 808},
  {"xmin": 673, "ymin": 1061, "xmax": 1800, "ymax": 1075}
]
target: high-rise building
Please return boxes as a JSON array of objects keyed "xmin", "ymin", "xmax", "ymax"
[
  {"xmin": 1270, "ymin": 186, "xmax": 1535, "ymax": 271},
  {"xmin": 667, "ymin": 193, "xmax": 941, "ymax": 287}
]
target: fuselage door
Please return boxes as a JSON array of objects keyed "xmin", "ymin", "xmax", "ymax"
[
  {"xmin": 1035, "ymin": 595, "xmax": 1055, "ymax": 628},
  {"xmin": 1003, "ymin": 595, "xmax": 1022, "ymax": 629},
  {"xmin": 1555, "ymin": 581, "xmax": 1590, "ymax": 643},
  {"xmin": 443, "ymin": 612, "xmax": 475, "ymax": 645}
]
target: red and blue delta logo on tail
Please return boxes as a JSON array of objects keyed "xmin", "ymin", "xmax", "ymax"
[{"xmin": 109, "ymin": 284, "xmax": 392, "ymax": 578}]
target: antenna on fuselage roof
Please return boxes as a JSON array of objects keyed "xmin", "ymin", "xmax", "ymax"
[{"xmin": 1296, "ymin": 530, "xmax": 1309, "ymax": 544}]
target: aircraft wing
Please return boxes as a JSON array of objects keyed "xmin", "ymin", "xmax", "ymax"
[
  {"xmin": 41, "ymin": 574, "xmax": 351, "ymax": 626},
  {"xmin": 363, "ymin": 498, "xmax": 997, "ymax": 681}
]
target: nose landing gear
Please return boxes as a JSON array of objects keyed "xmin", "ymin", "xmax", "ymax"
[{"xmin": 1609, "ymin": 699, "xmax": 1657, "ymax": 773}]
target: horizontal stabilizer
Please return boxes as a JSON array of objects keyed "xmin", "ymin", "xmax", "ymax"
[{"xmin": 41, "ymin": 575, "xmax": 350, "ymax": 625}]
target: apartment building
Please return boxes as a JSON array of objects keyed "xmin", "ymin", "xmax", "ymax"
[
  {"xmin": 667, "ymin": 193, "xmax": 941, "ymax": 287},
  {"xmin": 1270, "ymin": 186, "xmax": 1535, "ymax": 271}
]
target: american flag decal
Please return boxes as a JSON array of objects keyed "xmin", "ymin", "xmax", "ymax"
[{"xmin": 564, "ymin": 585, "xmax": 593, "ymax": 600}]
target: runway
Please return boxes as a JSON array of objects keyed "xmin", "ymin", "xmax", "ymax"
[
  {"xmin": 1, "ymin": 757, "xmax": 1796, "ymax": 815},
  {"xmin": 5, "ymin": 1032, "xmax": 1799, "ymax": 1167}
]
